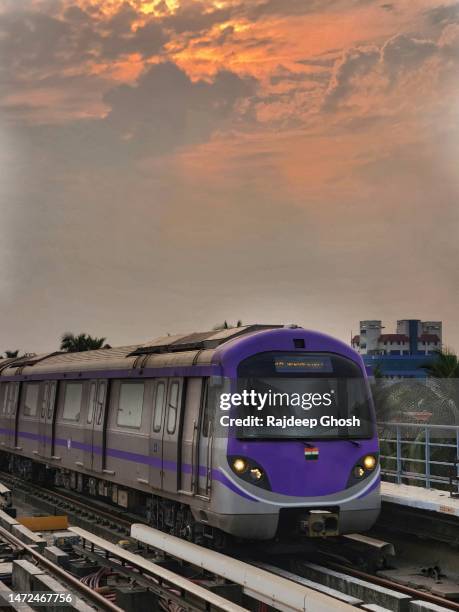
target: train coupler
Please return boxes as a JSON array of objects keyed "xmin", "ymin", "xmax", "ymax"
[{"xmin": 300, "ymin": 510, "xmax": 339, "ymax": 537}]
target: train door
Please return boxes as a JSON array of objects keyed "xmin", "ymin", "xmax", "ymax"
[
  {"xmin": 197, "ymin": 379, "xmax": 213, "ymax": 498},
  {"xmin": 84, "ymin": 380, "xmax": 107, "ymax": 472},
  {"xmin": 92, "ymin": 380, "xmax": 107, "ymax": 472},
  {"xmin": 83, "ymin": 382, "xmax": 96, "ymax": 470},
  {"xmin": 39, "ymin": 381, "xmax": 57, "ymax": 458},
  {"xmin": 0, "ymin": 384, "xmax": 6, "ymax": 447},
  {"xmin": 149, "ymin": 379, "xmax": 166, "ymax": 490},
  {"xmin": 12, "ymin": 382, "xmax": 22, "ymax": 449},
  {"xmin": 179, "ymin": 378, "xmax": 202, "ymax": 494},
  {"xmin": 161, "ymin": 379, "xmax": 184, "ymax": 494},
  {"xmin": 38, "ymin": 383, "xmax": 47, "ymax": 456},
  {"xmin": 5, "ymin": 383, "xmax": 19, "ymax": 449}
]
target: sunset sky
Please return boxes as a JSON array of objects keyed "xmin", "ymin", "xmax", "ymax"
[{"xmin": 0, "ymin": 0, "xmax": 458, "ymax": 352}]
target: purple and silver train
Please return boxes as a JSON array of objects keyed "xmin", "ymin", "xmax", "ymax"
[{"xmin": 0, "ymin": 325, "xmax": 380, "ymax": 543}]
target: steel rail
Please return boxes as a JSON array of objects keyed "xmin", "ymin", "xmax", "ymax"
[
  {"xmin": 0, "ymin": 471, "xmax": 132, "ymax": 532},
  {"xmin": 326, "ymin": 562, "xmax": 459, "ymax": 612},
  {"xmin": 5, "ymin": 472, "xmax": 459, "ymax": 610},
  {"xmin": 0, "ymin": 524, "xmax": 123, "ymax": 612},
  {"xmin": 70, "ymin": 526, "xmax": 249, "ymax": 612},
  {"xmin": 130, "ymin": 523, "xmax": 356, "ymax": 612}
]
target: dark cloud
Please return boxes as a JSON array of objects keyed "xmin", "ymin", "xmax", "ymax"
[
  {"xmin": 381, "ymin": 34, "xmax": 437, "ymax": 77},
  {"xmin": 162, "ymin": 3, "xmax": 232, "ymax": 34},
  {"xmin": 0, "ymin": 3, "xmax": 168, "ymax": 82},
  {"xmin": 0, "ymin": 0, "xmax": 237, "ymax": 81},
  {"xmin": 0, "ymin": 11, "xmax": 70, "ymax": 70},
  {"xmin": 439, "ymin": 23, "xmax": 459, "ymax": 60},
  {"xmin": 103, "ymin": 62, "xmax": 255, "ymax": 154},
  {"xmin": 321, "ymin": 31, "xmax": 444, "ymax": 111},
  {"xmin": 243, "ymin": 0, "xmax": 386, "ymax": 19},
  {"xmin": 100, "ymin": 20, "xmax": 167, "ymax": 59},
  {"xmin": 270, "ymin": 66, "xmax": 329, "ymax": 85},
  {"xmin": 322, "ymin": 47, "xmax": 379, "ymax": 111},
  {"xmin": 339, "ymin": 113, "xmax": 388, "ymax": 132},
  {"xmin": 425, "ymin": 3, "xmax": 459, "ymax": 25},
  {"xmin": 244, "ymin": 0, "xmax": 339, "ymax": 19},
  {"xmin": 104, "ymin": 2, "xmax": 138, "ymax": 35},
  {"xmin": 63, "ymin": 5, "xmax": 93, "ymax": 24},
  {"xmin": 299, "ymin": 57, "xmax": 338, "ymax": 68},
  {"xmin": 15, "ymin": 62, "xmax": 256, "ymax": 166},
  {"xmin": 194, "ymin": 25, "xmax": 235, "ymax": 47}
]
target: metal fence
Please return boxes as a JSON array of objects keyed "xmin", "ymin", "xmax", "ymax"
[{"xmin": 378, "ymin": 422, "xmax": 459, "ymax": 491}]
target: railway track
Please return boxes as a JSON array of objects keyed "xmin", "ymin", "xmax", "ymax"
[
  {"xmin": 3, "ymin": 471, "xmax": 459, "ymax": 611},
  {"xmin": 0, "ymin": 471, "xmax": 133, "ymax": 539},
  {"xmin": 327, "ymin": 562, "xmax": 459, "ymax": 611},
  {"xmin": 271, "ymin": 559, "xmax": 459, "ymax": 612},
  {"xmin": 0, "ymin": 523, "xmax": 123, "ymax": 611}
]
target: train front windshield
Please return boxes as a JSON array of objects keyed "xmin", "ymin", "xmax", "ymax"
[{"xmin": 235, "ymin": 352, "xmax": 374, "ymax": 440}]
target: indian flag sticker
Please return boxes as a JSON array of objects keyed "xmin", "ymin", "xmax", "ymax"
[{"xmin": 304, "ymin": 447, "xmax": 319, "ymax": 460}]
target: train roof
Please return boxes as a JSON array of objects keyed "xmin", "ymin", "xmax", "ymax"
[{"xmin": 0, "ymin": 325, "xmax": 283, "ymax": 377}]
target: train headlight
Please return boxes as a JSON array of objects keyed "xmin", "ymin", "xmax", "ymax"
[
  {"xmin": 363, "ymin": 455, "xmax": 377, "ymax": 471},
  {"xmin": 353, "ymin": 465, "xmax": 365, "ymax": 478},
  {"xmin": 232, "ymin": 458, "xmax": 247, "ymax": 473},
  {"xmin": 228, "ymin": 456, "xmax": 271, "ymax": 490}
]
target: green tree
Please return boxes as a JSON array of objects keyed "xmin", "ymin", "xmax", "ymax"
[
  {"xmin": 376, "ymin": 350, "xmax": 459, "ymax": 488},
  {"xmin": 372, "ymin": 363, "xmax": 385, "ymax": 379},
  {"xmin": 4, "ymin": 350, "xmax": 19, "ymax": 358},
  {"xmin": 419, "ymin": 349, "xmax": 459, "ymax": 424},
  {"xmin": 423, "ymin": 349, "xmax": 459, "ymax": 378},
  {"xmin": 60, "ymin": 332, "xmax": 107, "ymax": 353}
]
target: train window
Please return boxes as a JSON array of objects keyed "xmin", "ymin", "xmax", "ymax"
[
  {"xmin": 48, "ymin": 382, "xmax": 57, "ymax": 420},
  {"xmin": 117, "ymin": 382, "xmax": 144, "ymax": 428},
  {"xmin": 153, "ymin": 382, "xmax": 165, "ymax": 432},
  {"xmin": 166, "ymin": 382, "xmax": 179, "ymax": 434},
  {"xmin": 5, "ymin": 384, "xmax": 18, "ymax": 416},
  {"xmin": 23, "ymin": 383, "xmax": 40, "ymax": 417},
  {"xmin": 12, "ymin": 384, "xmax": 19, "ymax": 415},
  {"xmin": 87, "ymin": 383, "xmax": 96, "ymax": 424},
  {"xmin": 201, "ymin": 380, "xmax": 211, "ymax": 438},
  {"xmin": 3, "ymin": 384, "xmax": 10, "ymax": 416},
  {"xmin": 96, "ymin": 382, "xmax": 106, "ymax": 425},
  {"xmin": 0, "ymin": 385, "xmax": 5, "ymax": 415},
  {"xmin": 4, "ymin": 384, "xmax": 11, "ymax": 415},
  {"xmin": 47, "ymin": 382, "xmax": 56, "ymax": 419},
  {"xmin": 62, "ymin": 383, "xmax": 83, "ymax": 421}
]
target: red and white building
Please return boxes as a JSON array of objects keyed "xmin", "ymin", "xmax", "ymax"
[{"xmin": 352, "ymin": 319, "xmax": 442, "ymax": 356}]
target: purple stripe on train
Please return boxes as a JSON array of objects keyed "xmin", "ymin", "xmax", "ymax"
[
  {"xmin": 0, "ymin": 427, "xmax": 378, "ymax": 503},
  {"xmin": 0, "ymin": 427, "xmax": 255, "ymax": 501}
]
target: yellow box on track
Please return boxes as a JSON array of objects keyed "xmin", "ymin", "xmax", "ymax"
[{"xmin": 17, "ymin": 515, "xmax": 68, "ymax": 532}]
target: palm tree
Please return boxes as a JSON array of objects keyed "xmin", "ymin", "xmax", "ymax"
[
  {"xmin": 376, "ymin": 350, "xmax": 459, "ymax": 488},
  {"xmin": 419, "ymin": 348, "xmax": 459, "ymax": 425},
  {"xmin": 60, "ymin": 332, "xmax": 107, "ymax": 353},
  {"xmin": 4, "ymin": 350, "xmax": 19, "ymax": 358},
  {"xmin": 423, "ymin": 349, "xmax": 459, "ymax": 378},
  {"xmin": 372, "ymin": 363, "xmax": 385, "ymax": 379},
  {"xmin": 213, "ymin": 320, "xmax": 243, "ymax": 331}
]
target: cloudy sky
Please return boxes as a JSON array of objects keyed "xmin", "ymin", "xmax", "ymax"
[{"xmin": 0, "ymin": 0, "xmax": 458, "ymax": 353}]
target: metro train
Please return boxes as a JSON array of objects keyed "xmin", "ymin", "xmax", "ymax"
[{"xmin": 0, "ymin": 325, "xmax": 380, "ymax": 544}]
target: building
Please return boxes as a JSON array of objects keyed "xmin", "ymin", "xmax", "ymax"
[
  {"xmin": 352, "ymin": 319, "xmax": 442, "ymax": 356},
  {"xmin": 352, "ymin": 319, "xmax": 442, "ymax": 378}
]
